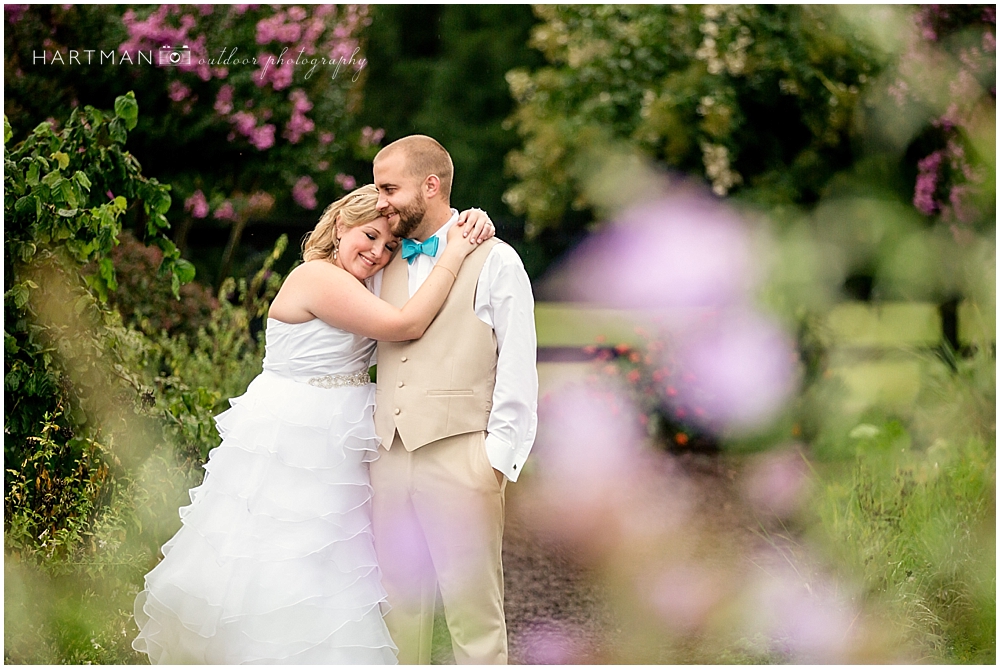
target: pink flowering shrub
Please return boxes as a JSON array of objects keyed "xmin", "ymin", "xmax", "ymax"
[
  {"xmin": 115, "ymin": 4, "xmax": 374, "ymax": 209},
  {"xmin": 900, "ymin": 5, "xmax": 995, "ymax": 230},
  {"xmin": 5, "ymin": 3, "xmax": 384, "ymax": 279}
]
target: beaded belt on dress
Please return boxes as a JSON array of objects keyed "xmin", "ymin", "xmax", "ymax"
[{"xmin": 306, "ymin": 369, "xmax": 371, "ymax": 389}]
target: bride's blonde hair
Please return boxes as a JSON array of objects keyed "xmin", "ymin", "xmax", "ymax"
[{"xmin": 302, "ymin": 184, "xmax": 380, "ymax": 262}]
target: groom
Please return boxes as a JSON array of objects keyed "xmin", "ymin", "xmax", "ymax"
[{"xmin": 370, "ymin": 135, "xmax": 538, "ymax": 664}]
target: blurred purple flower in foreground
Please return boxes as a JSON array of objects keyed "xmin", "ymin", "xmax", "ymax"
[
  {"xmin": 741, "ymin": 447, "xmax": 812, "ymax": 518},
  {"xmin": 530, "ymin": 383, "xmax": 648, "ymax": 547},
  {"xmin": 535, "ymin": 383, "xmax": 643, "ymax": 496},
  {"xmin": 559, "ymin": 192, "xmax": 755, "ymax": 310},
  {"xmin": 545, "ymin": 185, "xmax": 800, "ymax": 435},
  {"xmin": 372, "ymin": 510, "xmax": 436, "ymax": 604},
  {"xmin": 520, "ymin": 620, "xmax": 589, "ymax": 664},
  {"xmin": 747, "ymin": 569, "xmax": 859, "ymax": 663},
  {"xmin": 673, "ymin": 310, "xmax": 798, "ymax": 432},
  {"xmin": 647, "ymin": 565, "xmax": 722, "ymax": 634}
]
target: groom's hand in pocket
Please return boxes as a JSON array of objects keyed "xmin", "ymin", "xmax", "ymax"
[{"xmin": 494, "ymin": 468, "xmax": 505, "ymax": 486}]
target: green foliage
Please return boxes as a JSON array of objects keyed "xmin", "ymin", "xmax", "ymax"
[
  {"xmin": 4, "ymin": 411, "xmax": 110, "ymax": 562},
  {"xmin": 5, "ymin": 441, "xmax": 198, "ymax": 665},
  {"xmin": 806, "ymin": 342, "xmax": 996, "ymax": 663},
  {"xmin": 106, "ymin": 231, "xmax": 220, "ymax": 340},
  {"xmin": 126, "ymin": 279, "xmax": 268, "ymax": 465},
  {"xmin": 4, "ymin": 96, "xmax": 186, "ymax": 547},
  {"xmin": 505, "ymin": 5, "xmax": 882, "ymax": 234},
  {"xmin": 813, "ymin": 432, "xmax": 995, "ymax": 662},
  {"xmin": 4, "ymin": 96, "xmax": 285, "ymax": 663}
]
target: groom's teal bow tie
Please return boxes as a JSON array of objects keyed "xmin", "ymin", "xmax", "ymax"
[{"xmin": 401, "ymin": 236, "xmax": 440, "ymax": 264}]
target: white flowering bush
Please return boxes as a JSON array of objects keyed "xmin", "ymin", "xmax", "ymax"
[{"xmin": 504, "ymin": 5, "xmax": 882, "ymax": 230}]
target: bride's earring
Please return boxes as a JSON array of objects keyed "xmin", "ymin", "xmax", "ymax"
[{"xmin": 332, "ymin": 237, "xmax": 339, "ymax": 260}]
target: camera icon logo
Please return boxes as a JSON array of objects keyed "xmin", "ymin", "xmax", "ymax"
[{"xmin": 159, "ymin": 45, "xmax": 191, "ymax": 66}]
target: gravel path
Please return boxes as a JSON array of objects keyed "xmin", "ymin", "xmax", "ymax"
[{"xmin": 430, "ymin": 452, "xmax": 763, "ymax": 664}]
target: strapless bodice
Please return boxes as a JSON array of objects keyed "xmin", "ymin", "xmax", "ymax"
[{"xmin": 261, "ymin": 318, "xmax": 375, "ymax": 382}]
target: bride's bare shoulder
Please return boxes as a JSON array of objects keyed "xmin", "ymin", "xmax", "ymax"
[
  {"xmin": 283, "ymin": 260, "xmax": 361, "ymax": 298},
  {"xmin": 288, "ymin": 259, "xmax": 345, "ymax": 280}
]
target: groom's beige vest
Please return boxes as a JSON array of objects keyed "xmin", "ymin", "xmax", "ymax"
[{"xmin": 374, "ymin": 238, "xmax": 500, "ymax": 451}]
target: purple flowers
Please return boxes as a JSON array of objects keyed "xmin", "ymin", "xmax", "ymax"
[
  {"xmin": 6, "ymin": 5, "xmax": 28, "ymax": 24},
  {"xmin": 292, "ymin": 176, "xmax": 318, "ymax": 210},
  {"xmin": 119, "ymin": 6, "xmax": 212, "ymax": 81},
  {"xmin": 213, "ymin": 84, "xmax": 234, "ymax": 115},
  {"xmin": 184, "ymin": 190, "xmax": 209, "ymax": 219},
  {"xmin": 902, "ymin": 7, "xmax": 994, "ymax": 226},
  {"xmin": 226, "ymin": 110, "xmax": 275, "ymax": 150},
  {"xmin": 360, "ymin": 125, "xmax": 385, "ymax": 148},
  {"xmin": 256, "ymin": 11, "xmax": 302, "ymax": 45},
  {"xmin": 335, "ymin": 173, "xmax": 356, "ymax": 191},
  {"xmin": 213, "ymin": 201, "xmax": 236, "ymax": 221},
  {"xmin": 913, "ymin": 151, "xmax": 943, "ymax": 216},
  {"xmin": 249, "ymin": 124, "xmax": 275, "ymax": 150},
  {"xmin": 914, "ymin": 139, "xmax": 983, "ymax": 224},
  {"xmin": 551, "ymin": 187, "xmax": 798, "ymax": 435},
  {"xmin": 283, "ymin": 89, "xmax": 314, "ymax": 143},
  {"xmin": 675, "ymin": 311, "xmax": 797, "ymax": 432},
  {"xmin": 557, "ymin": 191, "xmax": 755, "ymax": 310},
  {"xmin": 167, "ymin": 80, "xmax": 191, "ymax": 102},
  {"xmin": 519, "ymin": 621, "xmax": 590, "ymax": 664}
]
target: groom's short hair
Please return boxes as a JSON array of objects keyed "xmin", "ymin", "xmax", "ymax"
[{"xmin": 375, "ymin": 135, "xmax": 453, "ymax": 203}]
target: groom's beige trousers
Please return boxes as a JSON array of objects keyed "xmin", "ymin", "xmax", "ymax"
[
  {"xmin": 371, "ymin": 431, "xmax": 506, "ymax": 664},
  {"xmin": 372, "ymin": 240, "xmax": 506, "ymax": 663}
]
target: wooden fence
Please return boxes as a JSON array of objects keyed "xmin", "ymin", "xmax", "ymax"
[{"xmin": 534, "ymin": 300, "xmax": 995, "ymax": 409}]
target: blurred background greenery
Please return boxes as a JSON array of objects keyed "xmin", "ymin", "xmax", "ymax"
[{"xmin": 4, "ymin": 4, "xmax": 995, "ymax": 664}]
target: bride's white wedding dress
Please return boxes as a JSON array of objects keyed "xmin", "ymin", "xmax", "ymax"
[{"xmin": 133, "ymin": 318, "xmax": 397, "ymax": 664}]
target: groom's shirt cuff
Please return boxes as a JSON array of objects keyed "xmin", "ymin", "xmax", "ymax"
[{"xmin": 485, "ymin": 433, "xmax": 529, "ymax": 483}]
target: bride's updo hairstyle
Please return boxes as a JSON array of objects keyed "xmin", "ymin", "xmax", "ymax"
[{"xmin": 302, "ymin": 184, "xmax": 380, "ymax": 262}]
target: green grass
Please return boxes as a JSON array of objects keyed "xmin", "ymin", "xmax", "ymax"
[{"xmin": 813, "ymin": 432, "xmax": 995, "ymax": 662}]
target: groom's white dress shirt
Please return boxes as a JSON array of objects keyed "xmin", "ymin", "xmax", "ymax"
[{"xmin": 372, "ymin": 210, "xmax": 538, "ymax": 481}]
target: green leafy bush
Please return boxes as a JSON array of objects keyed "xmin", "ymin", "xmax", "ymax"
[
  {"xmin": 4, "ymin": 93, "xmax": 189, "ymax": 550},
  {"xmin": 505, "ymin": 5, "xmax": 882, "ymax": 233},
  {"xmin": 106, "ymin": 231, "xmax": 219, "ymax": 339},
  {"xmin": 4, "ymin": 94, "xmax": 283, "ymax": 664}
]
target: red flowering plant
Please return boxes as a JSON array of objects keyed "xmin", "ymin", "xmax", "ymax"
[{"xmin": 583, "ymin": 328, "xmax": 718, "ymax": 453}]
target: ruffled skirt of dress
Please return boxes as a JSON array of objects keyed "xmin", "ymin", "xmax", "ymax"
[{"xmin": 132, "ymin": 371, "xmax": 397, "ymax": 664}]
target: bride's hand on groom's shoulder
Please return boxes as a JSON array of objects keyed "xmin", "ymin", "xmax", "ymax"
[{"xmin": 455, "ymin": 208, "xmax": 495, "ymax": 246}]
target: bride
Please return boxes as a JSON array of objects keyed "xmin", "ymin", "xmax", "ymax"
[{"xmin": 132, "ymin": 184, "xmax": 494, "ymax": 664}]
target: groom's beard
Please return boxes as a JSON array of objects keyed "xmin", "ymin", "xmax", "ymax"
[{"xmin": 388, "ymin": 196, "xmax": 427, "ymax": 239}]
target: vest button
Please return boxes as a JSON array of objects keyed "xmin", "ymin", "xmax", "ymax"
[
  {"xmin": 397, "ymin": 381, "xmax": 404, "ymax": 388},
  {"xmin": 394, "ymin": 408, "xmax": 400, "ymax": 415},
  {"xmin": 400, "ymin": 356, "xmax": 408, "ymax": 362}
]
